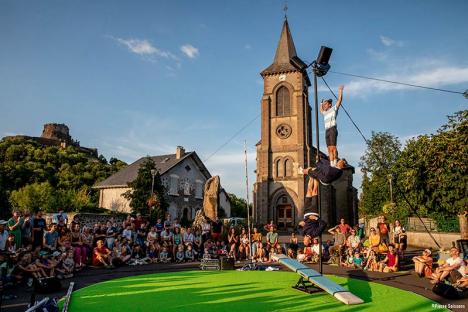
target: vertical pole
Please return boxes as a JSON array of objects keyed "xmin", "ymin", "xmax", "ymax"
[
  {"xmin": 244, "ymin": 140, "xmax": 252, "ymax": 261},
  {"xmin": 388, "ymin": 174, "xmax": 393, "ymax": 203},
  {"xmin": 313, "ymin": 72, "xmax": 323, "ymax": 275}
]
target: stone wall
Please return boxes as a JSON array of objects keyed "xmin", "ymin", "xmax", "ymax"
[{"xmin": 407, "ymin": 231, "xmax": 461, "ymax": 249}]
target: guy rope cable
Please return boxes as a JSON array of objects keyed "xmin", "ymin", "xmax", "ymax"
[{"xmin": 320, "ymin": 76, "xmax": 442, "ymax": 249}]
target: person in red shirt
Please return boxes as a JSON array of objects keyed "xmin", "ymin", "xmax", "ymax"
[
  {"xmin": 337, "ymin": 218, "xmax": 351, "ymax": 235},
  {"xmin": 93, "ymin": 240, "xmax": 113, "ymax": 267},
  {"xmin": 379, "ymin": 244, "xmax": 399, "ymax": 272}
]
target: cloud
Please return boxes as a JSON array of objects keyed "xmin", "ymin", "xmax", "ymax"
[
  {"xmin": 337, "ymin": 65, "xmax": 468, "ymax": 97},
  {"xmin": 380, "ymin": 35, "xmax": 404, "ymax": 47},
  {"xmin": 112, "ymin": 37, "xmax": 178, "ymax": 60},
  {"xmin": 180, "ymin": 44, "xmax": 199, "ymax": 59},
  {"xmin": 367, "ymin": 48, "xmax": 388, "ymax": 61}
]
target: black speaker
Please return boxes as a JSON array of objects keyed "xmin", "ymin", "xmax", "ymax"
[{"xmin": 316, "ymin": 46, "xmax": 333, "ymax": 65}]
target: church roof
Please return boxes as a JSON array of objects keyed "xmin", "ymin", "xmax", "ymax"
[
  {"xmin": 261, "ymin": 20, "xmax": 304, "ymax": 76},
  {"xmin": 94, "ymin": 151, "xmax": 211, "ymax": 188}
]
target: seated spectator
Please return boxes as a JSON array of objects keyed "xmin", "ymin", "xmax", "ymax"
[
  {"xmin": 346, "ymin": 229, "xmax": 361, "ymax": 250},
  {"xmin": 155, "ymin": 218, "xmax": 164, "ymax": 239},
  {"xmin": 70, "ymin": 224, "xmax": 86, "ymax": 269},
  {"xmin": 367, "ymin": 227, "xmax": 381, "ymax": 257},
  {"xmin": 147, "ymin": 244, "xmax": 158, "ymax": 263},
  {"xmin": 455, "ymin": 264, "xmax": 468, "ymax": 288},
  {"xmin": 263, "ymin": 220, "xmax": 275, "ymax": 232},
  {"xmin": 172, "ymin": 227, "xmax": 183, "ymax": 257},
  {"xmin": 364, "ymin": 250, "xmax": 379, "ymax": 271},
  {"xmin": 353, "ymin": 251, "xmax": 364, "ymax": 269},
  {"xmin": 297, "ymin": 248, "xmax": 305, "ymax": 263},
  {"xmin": 216, "ymin": 241, "xmax": 228, "ymax": 257},
  {"xmin": 17, "ymin": 253, "xmax": 47, "ymax": 280},
  {"xmin": 160, "ymin": 228, "xmax": 173, "ymax": 255},
  {"xmin": 202, "ymin": 248, "xmax": 211, "ymax": 260},
  {"xmin": 175, "ymin": 245, "xmax": 185, "ymax": 263},
  {"xmin": 0, "ymin": 220, "xmax": 9, "ymax": 251},
  {"xmin": 431, "ymin": 247, "xmax": 465, "ymax": 284},
  {"xmin": 185, "ymin": 244, "xmax": 195, "ymax": 262},
  {"xmin": 159, "ymin": 247, "xmax": 171, "ymax": 263},
  {"xmin": 92, "ymin": 240, "xmax": 113, "ymax": 268},
  {"xmin": 57, "ymin": 251, "xmax": 74, "ymax": 279},
  {"xmin": 328, "ymin": 226, "xmax": 346, "ymax": 259},
  {"xmin": 105, "ymin": 221, "xmax": 117, "ymax": 250},
  {"xmin": 342, "ymin": 248, "xmax": 354, "ymax": 268},
  {"xmin": 413, "ymin": 249, "xmax": 433, "ymax": 278},
  {"xmin": 135, "ymin": 223, "xmax": 147, "ymax": 247},
  {"xmin": 5, "ymin": 234, "xmax": 16, "ymax": 254},
  {"xmin": 399, "ymin": 229, "xmax": 407, "ymax": 256},
  {"xmin": 211, "ymin": 219, "xmax": 223, "ymax": 242},
  {"xmin": 379, "ymin": 244, "xmax": 399, "ymax": 272},
  {"xmin": 35, "ymin": 251, "xmax": 55, "ymax": 277},
  {"xmin": 266, "ymin": 227, "xmax": 279, "ymax": 250},
  {"xmin": 254, "ymin": 242, "xmax": 265, "ymax": 262},
  {"xmin": 183, "ymin": 227, "xmax": 194, "ymax": 246},
  {"xmin": 289, "ymin": 232, "xmax": 299, "ymax": 255},
  {"xmin": 112, "ymin": 240, "xmax": 131, "ymax": 266},
  {"xmin": 147, "ymin": 226, "xmax": 158, "ymax": 247},
  {"xmin": 130, "ymin": 244, "xmax": 148, "ymax": 265},
  {"xmin": 239, "ymin": 228, "xmax": 250, "ymax": 260}
]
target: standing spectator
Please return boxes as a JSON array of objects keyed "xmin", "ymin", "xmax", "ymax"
[
  {"xmin": 211, "ymin": 219, "xmax": 223, "ymax": 242},
  {"xmin": 122, "ymin": 215, "xmax": 132, "ymax": 230},
  {"xmin": 7, "ymin": 211, "xmax": 23, "ymax": 249},
  {"xmin": 392, "ymin": 220, "xmax": 404, "ymax": 252},
  {"xmin": 32, "ymin": 211, "xmax": 46, "ymax": 248},
  {"xmin": 136, "ymin": 223, "xmax": 147, "ymax": 247},
  {"xmin": 227, "ymin": 228, "xmax": 238, "ymax": 260},
  {"xmin": 81, "ymin": 226, "xmax": 94, "ymax": 260},
  {"xmin": 122, "ymin": 225, "xmax": 133, "ymax": 242},
  {"xmin": 163, "ymin": 214, "xmax": 172, "ymax": 229},
  {"xmin": 54, "ymin": 209, "xmax": 68, "ymax": 225},
  {"xmin": 263, "ymin": 220, "xmax": 275, "ymax": 232},
  {"xmin": 172, "ymin": 227, "xmax": 183, "ymax": 256},
  {"xmin": 93, "ymin": 223, "xmax": 106, "ymax": 246},
  {"xmin": 251, "ymin": 227, "xmax": 263, "ymax": 258},
  {"xmin": 239, "ymin": 228, "xmax": 250, "ymax": 260},
  {"xmin": 337, "ymin": 218, "xmax": 351, "ymax": 236},
  {"xmin": 105, "ymin": 221, "xmax": 117, "ymax": 250},
  {"xmin": 173, "ymin": 218, "xmax": 182, "ymax": 230},
  {"xmin": 161, "ymin": 227, "xmax": 173, "ymax": 255},
  {"xmin": 266, "ymin": 226, "xmax": 279, "ymax": 250},
  {"xmin": 44, "ymin": 224, "xmax": 59, "ymax": 250},
  {"xmin": 356, "ymin": 223, "xmax": 365, "ymax": 241},
  {"xmin": 377, "ymin": 215, "xmax": 390, "ymax": 245},
  {"xmin": 71, "ymin": 224, "xmax": 86, "ymax": 268},
  {"xmin": 155, "ymin": 218, "xmax": 164, "ymax": 239},
  {"xmin": 0, "ymin": 220, "xmax": 9, "ymax": 251},
  {"xmin": 133, "ymin": 213, "xmax": 144, "ymax": 231},
  {"xmin": 21, "ymin": 211, "xmax": 33, "ymax": 246}
]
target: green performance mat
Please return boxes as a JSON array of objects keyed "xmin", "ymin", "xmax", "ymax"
[{"xmin": 65, "ymin": 270, "xmax": 447, "ymax": 312}]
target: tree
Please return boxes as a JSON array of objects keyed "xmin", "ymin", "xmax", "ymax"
[
  {"xmin": 122, "ymin": 157, "xmax": 168, "ymax": 221},
  {"xmin": 396, "ymin": 110, "xmax": 468, "ymax": 236},
  {"xmin": 358, "ymin": 132, "xmax": 402, "ymax": 219},
  {"xmin": 9, "ymin": 182, "xmax": 54, "ymax": 212},
  {"xmin": 228, "ymin": 193, "xmax": 251, "ymax": 218}
]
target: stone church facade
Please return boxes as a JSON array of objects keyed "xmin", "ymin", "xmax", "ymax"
[{"xmin": 253, "ymin": 20, "xmax": 358, "ymax": 229}]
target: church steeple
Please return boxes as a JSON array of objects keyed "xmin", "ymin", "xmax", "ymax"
[{"xmin": 261, "ymin": 20, "xmax": 301, "ymax": 76}]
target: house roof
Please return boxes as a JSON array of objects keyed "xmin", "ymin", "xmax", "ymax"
[{"xmin": 94, "ymin": 151, "xmax": 209, "ymax": 188}]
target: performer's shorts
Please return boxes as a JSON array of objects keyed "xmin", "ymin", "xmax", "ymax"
[
  {"xmin": 325, "ymin": 126, "xmax": 338, "ymax": 146},
  {"xmin": 304, "ymin": 196, "xmax": 319, "ymax": 214}
]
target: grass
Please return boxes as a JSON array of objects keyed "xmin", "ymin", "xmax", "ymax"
[{"xmin": 65, "ymin": 270, "xmax": 447, "ymax": 312}]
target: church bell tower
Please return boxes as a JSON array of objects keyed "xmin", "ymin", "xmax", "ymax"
[{"xmin": 253, "ymin": 19, "xmax": 313, "ymax": 229}]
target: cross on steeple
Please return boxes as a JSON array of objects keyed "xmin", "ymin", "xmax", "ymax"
[{"xmin": 283, "ymin": 1, "xmax": 288, "ymax": 20}]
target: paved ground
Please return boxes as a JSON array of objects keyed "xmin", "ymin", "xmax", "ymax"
[{"xmin": 2, "ymin": 258, "xmax": 467, "ymax": 312}]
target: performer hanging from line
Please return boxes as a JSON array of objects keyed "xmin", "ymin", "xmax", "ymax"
[
  {"xmin": 300, "ymin": 157, "xmax": 348, "ymax": 185},
  {"xmin": 298, "ymin": 175, "xmax": 327, "ymax": 241},
  {"xmin": 321, "ymin": 85, "xmax": 344, "ymax": 167}
]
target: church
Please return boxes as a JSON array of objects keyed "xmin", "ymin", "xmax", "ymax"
[{"xmin": 253, "ymin": 19, "xmax": 358, "ymax": 230}]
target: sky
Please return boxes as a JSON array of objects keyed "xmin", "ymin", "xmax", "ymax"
[{"xmin": 1, "ymin": 0, "xmax": 467, "ymax": 198}]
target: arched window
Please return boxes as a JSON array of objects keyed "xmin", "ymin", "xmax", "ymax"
[
  {"xmin": 284, "ymin": 158, "xmax": 293, "ymax": 177},
  {"xmin": 276, "ymin": 86, "xmax": 290, "ymax": 116},
  {"xmin": 276, "ymin": 158, "xmax": 284, "ymax": 177}
]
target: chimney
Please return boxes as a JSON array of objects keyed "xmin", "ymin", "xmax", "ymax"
[{"xmin": 176, "ymin": 146, "xmax": 185, "ymax": 159}]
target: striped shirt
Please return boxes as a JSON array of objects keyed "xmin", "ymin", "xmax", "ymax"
[{"xmin": 322, "ymin": 105, "xmax": 338, "ymax": 129}]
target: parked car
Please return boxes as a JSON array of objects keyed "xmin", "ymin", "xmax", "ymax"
[{"xmin": 223, "ymin": 217, "xmax": 246, "ymax": 228}]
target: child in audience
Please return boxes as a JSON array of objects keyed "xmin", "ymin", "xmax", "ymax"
[
  {"xmin": 353, "ymin": 251, "xmax": 363, "ymax": 269},
  {"xmin": 159, "ymin": 247, "xmax": 170, "ymax": 263},
  {"xmin": 364, "ymin": 250, "xmax": 379, "ymax": 271},
  {"xmin": 175, "ymin": 245, "xmax": 185, "ymax": 263},
  {"xmin": 297, "ymin": 248, "xmax": 305, "ymax": 263},
  {"xmin": 342, "ymin": 248, "xmax": 354, "ymax": 268},
  {"xmin": 60, "ymin": 251, "xmax": 75, "ymax": 278},
  {"xmin": 185, "ymin": 245, "xmax": 195, "ymax": 262},
  {"xmin": 148, "ymin": 244, "xmax": 158, "ymax": 263},
  {"xmin": 203, "ymin": 248, "xmax": 211, "ymax": 260}
]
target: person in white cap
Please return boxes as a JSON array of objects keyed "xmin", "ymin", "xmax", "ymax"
[
  {"xmin": 0, "ymin": 220, "xmax": 9, "ymax": 251},
  {"xmin": 412, "ymin": 249, "xmax": 433, "ymax": 278}
]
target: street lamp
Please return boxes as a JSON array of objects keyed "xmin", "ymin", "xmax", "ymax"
[
  {"xmin": 310, "ymin": 45, "xmax": 333, "ymax": 275},
  {"xmin": 150, "ymin": 169, "xmax": 157, "ymax": 195}
]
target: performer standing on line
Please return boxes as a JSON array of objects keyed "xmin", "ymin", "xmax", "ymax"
[{"xmin": 321, "ymin": 85, "xmax": 344, "ymax": 167}]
